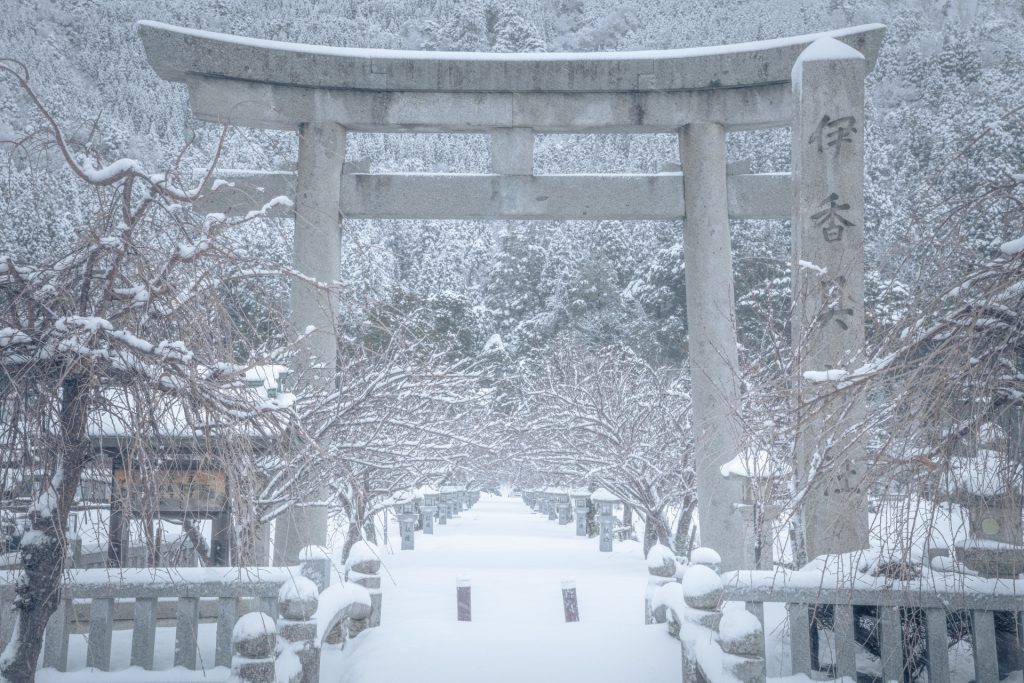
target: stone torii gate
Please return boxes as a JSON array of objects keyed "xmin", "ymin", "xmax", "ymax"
[{"xmin": 139, "ymin": 21, "xmax": 885, "ymax": 570}]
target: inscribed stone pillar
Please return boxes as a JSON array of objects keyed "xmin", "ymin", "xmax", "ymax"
[
  {"xmin": 679, "ymin": 122, "xmax": 748, "ymax": 571},
  {"xmin": 274, "ymin": 122, "xmax": 345, "ymax": 565},
  {"xmin": 791, "ymin": 38, "xmax": 870, "ymax": 560}
]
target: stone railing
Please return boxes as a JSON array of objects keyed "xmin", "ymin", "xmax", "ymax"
[
  {"xmin": 647, "ymin": 545, "xmax": 765, "ymax": 683},
  {"xmin": 0, "ymin": 546, "xmax": 383, "ymax": 679},
  {"xmin": 649, "ymin": 551, "xmax": 1019, "ymax": 683},
  {"xmin": 231, "ymin": 575, "xmax": 373, "ymax": 683},
  {"xmin": 724, "ymin": 567, "xmax": 1017, "ymax": 683}
]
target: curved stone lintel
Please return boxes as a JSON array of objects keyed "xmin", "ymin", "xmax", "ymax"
[{"xmin": 138, "ymin": 20, "xmax": 884, "ymax": 95}]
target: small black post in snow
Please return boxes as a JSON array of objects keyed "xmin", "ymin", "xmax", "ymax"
[
  {"xmin": 456, "ymin": 578, "xmax": 472, "ymax": 622},
  {"xmin": 562, "ymin": 580, "xmax": 579, "ymax": 622}
]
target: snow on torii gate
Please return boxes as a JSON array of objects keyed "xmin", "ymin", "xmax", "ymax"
[{"xmin": 138, "ymin": 21, "xmax": 885, "ymax": 570}]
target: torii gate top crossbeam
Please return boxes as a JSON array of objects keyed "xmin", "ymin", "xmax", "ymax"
[{"xmin": 138, "ymin": 21, "xmax": 884, "ymax": 132}]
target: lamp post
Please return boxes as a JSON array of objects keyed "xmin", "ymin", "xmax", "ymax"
[
  {"xmin": 420, "ymin": 489, "xmax": 439, "ymax": 535},
  {"xmin": 591, "ymin": 488, "xmax": 619, "ymax": 552},
  {"xmin": 394, "ymin": 494, "xmax": 417, "ymax": 550},
  {"xmin": 571, "ymin": 490, "xmax": 591, "ymax": 537}
]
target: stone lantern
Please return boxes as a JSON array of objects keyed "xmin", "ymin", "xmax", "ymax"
[
  {"xmin": 590, "ymin": 488, "xmax": 619, "ymax": 552},
  {"xmin": 570, "ymin": 489, "xmax": 591, "ymax": 537},
  {"xmin": 420, "ymin": 487, "xmax": 439, "ymax": 535},
  {"xmin": 394, "ymin": 492, "xmax": 418, "ymax": 550},
  {"xmin": 720, "ymin": 449, "xmax": 779, "ymax": 570},
  {"xmin": 555, "ymin": 490, "xmax": 572, "ymax": 526},
  {"xmin": 544, "ymin": 487, "xmax": 559, "ymax": 521},
  {"xmin": 947, "ymin": 431, "xmax": 1024, "ymax": 578}
]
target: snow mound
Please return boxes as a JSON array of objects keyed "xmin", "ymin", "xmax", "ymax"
[
  {"xmin": 346, "ymin": 540, "xmax": 382, "ymax": 574},
  {"xmin": 279, "ymin": 575, "xmax": 319, "ymax": 603}
]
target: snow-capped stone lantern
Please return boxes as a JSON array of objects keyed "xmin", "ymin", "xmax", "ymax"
[
  {"xmin": 555, "ymin": 490, "xmax": 572, "ymax": 526},
  {"xmin": 720, "ymin": 448, "xmax": 779, "ymax": 570},
  {"xmin": 570, "ymin": 489, "xmax": 591, "ymax": 537},
  {"xmin": 393, "ymin": 492, "xmax": 418, "ymax": 550},
  {"xmin": 948, "ymin": 423, "xmax": 1024, "ymax": 578},
  {"xmin": 420, "ymin": 487, "xmax": 439, "ymax": 535},
  {"xmin": 544, "ymin": 487, "xmax": 559, "ymax": 521},
  {"xmin": 591, "ymin": 488, "xmax": 619, "ymax": 552}
]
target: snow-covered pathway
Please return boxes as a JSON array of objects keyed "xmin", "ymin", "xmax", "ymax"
[{"xmin": 324, "ymin": 494, "xmax": 681, "ymax": 683}]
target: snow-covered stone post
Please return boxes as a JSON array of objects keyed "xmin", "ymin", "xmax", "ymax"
[
  {"xmin": 678, "ymin": 120, "xmax": 749, "ymax": 572},
  {"xmin": 299, "ymin": 545, "xmax": 332, "ymax": 593},
  {"xmin": 791, "ymin": 37, "xmax": 870, "ymax": 560},
  {"xmin": 592, "ymin": 488, "xmax": 618, "ymax": 552},
  {"xmin": 645, "ymin": 544, "xmax": 678, "ymax": 625},
  {"xmin": 421, "ymin": 489, "xmax": 439, "ymax": 535},
  {"xmin": 346, "ymin": 541, "xmax": 383, "ymax": 632},
  {"xmin": 681, "ymin": 565, "xmax": 723, "ymax": 681},
  {"xmin": 679, "ymin": 559, "xmax": 766, "ymax": 683},
  {"xmin": 561, "ymin": 580, "xmax": 580, "ymax": 622},
  {"xmin": 277, "ymin": 577, "xmax": 320, "ymax": 683},
  {"xmin": 546, "ymin": 488, "xmax": 558, "ymax": 521},
  {"xmin": 456, "ymin": 578, "xmax": 472, "ymax": 621},
  {"xmin": 571, "ymin": 490, "xmax": 590, "ymax": 537},
  {"xmin": 230, "ymin": 612, "xmax": 278, "ymax": 683},
  {"xmin": 719, "ymin": 608, "xmax": 767, "ymax": 683}
]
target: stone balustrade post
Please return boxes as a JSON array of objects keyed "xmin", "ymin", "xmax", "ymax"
[
  {"xmin": 278, "ymin": 577, "xmax": 320, "ymax": 683},
  {"xmin": 230, "ymin": 612, "xmax": 278, "ymax": 683},
  {"xmin": 299, "ymin": 545, "xmax": 332, "ymax": 592},
  {"xmin": 346, "ymin": 541, "xmax": 383, "ymax": 634},
  {"xmin": 681, "ymin": 565, "xmax": 723, "ymax": 681},
  {"xmin": 645, "ymin": 545, "xmax": 678, "ymax": 625},
  {"xmin": 719, "ymin": 608, "xmax": 767, "ymax": 683},
  {"xmin": 680, "ymin": 560, "xmax": 766, "ymax": 683}
]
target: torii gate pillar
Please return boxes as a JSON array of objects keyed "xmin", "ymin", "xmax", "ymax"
[
  {"xmin": 273, "ymin": 123, "xmax": 345, "ymax": 565},
  {"xmin": 680, "ymin": 121, "xmax": 748, "ymax": 570}
]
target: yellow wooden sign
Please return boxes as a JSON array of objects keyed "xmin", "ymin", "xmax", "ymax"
[{"xmin": 113, "ymin": 467, "xmax": 227, "ymax": 513}]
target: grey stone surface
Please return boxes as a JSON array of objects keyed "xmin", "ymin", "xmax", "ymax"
[
  {"xmin": 215, "ymin": 597, "xmax": 238, "ymax": 668},
  {"xmin": 130, "ymin": 597, "xmax": 158, "ymax": 669},
  {"xmin": 648, "ymin": 555, "xmax": 677, "ymax": 579},
  {"xmin": 233, "ymin": 616, "xmax": 277, "ymax": 659},
  {"xmin": 300, "ymin": 553, "xmax": 332, "ymax": 593},
  {"xmin": 598, "ymin": 516, "xmax": 614, "ymax": 552},
  {"xmin": 680, "ymin": 121, "xmax": 748, "ymax": 571},
  {"xmin": 280, "ymin": 594, "xmax": 318, "ymax": 621},
  {"xmin": 790, "ymin": 39, "xmax": 870, "ymax": 559},
  {"xmin": 235, "ymin": 660, "xmax": 275, "ymax": 683},
  {"xmin": 42, "ymin": 598, "xmax": 71, "ymax": 671},
  {"xmin": 457, "ymin": 583, "xmax": 471, "ymax": 622},
  {"xmin": 174, "ymin": 596, "xmax": 200, "ymax": 668},
  {"xmin": 86, "ymin": 597, "xmax": 113, "ymax": 671}
]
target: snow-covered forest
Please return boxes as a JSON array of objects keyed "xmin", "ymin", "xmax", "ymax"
[{"xmin": 2, "ymin": 0, "xmax": 1024, "ymax": 680}]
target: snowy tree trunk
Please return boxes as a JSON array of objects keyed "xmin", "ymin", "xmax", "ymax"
[
  {"xmin": 642, "ymin": 510, "xmax": 673, "ymax": 556},
  {"xmin": 0, "ymin": 378, "xmax": 89, "ymax": 683},
  {"xmin": 673, "ymin": 495, "xmax": 697, "ymax": 556}
]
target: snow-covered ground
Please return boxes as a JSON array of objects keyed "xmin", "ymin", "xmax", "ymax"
[{"xmin": 326, "ymin": 494, "xmax": 681, "ymax": 683}]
